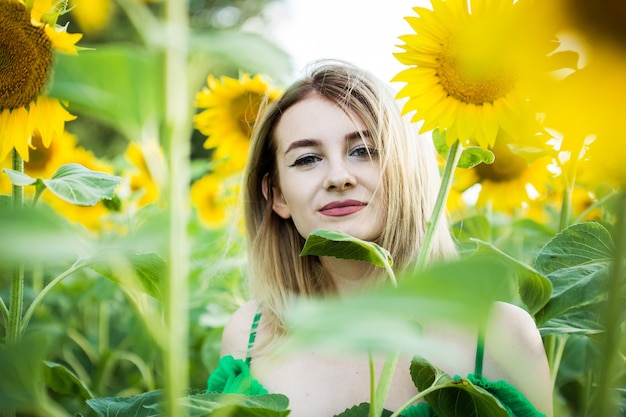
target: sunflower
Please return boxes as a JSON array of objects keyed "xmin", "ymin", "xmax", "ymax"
[
  {"xmin": 69, "ymin": 0, "xmax": 115, "ymax": 36},
  {"xmin": 0, "ymin": 131, "xmax": 116, "ymax": 231},
  {"xmin": 542, "ymin": 46, "xmax": 626, "ymax": 188},
  {"xmin": 453, "ymin": 137, "xmax": 556, "ymax": 213},
  {"xmin": 194, "ymin": 73, "xmax": 281, "ymax": 174},
  {"xmin": 0, "ymin": 0, "xmax": 82, "ymax": 162},
  {"xmin": 393, "ymin": 0, "xmax": 569, "ymax": 149},
  {"xmin": 123, "ymin": 141, "xmax": 165, "ymax": 208},
  {"xmin": 190, "ymin": 173, "xmax": 240, "ymax": 229}
]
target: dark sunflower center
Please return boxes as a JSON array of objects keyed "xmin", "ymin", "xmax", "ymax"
[
  {"xmin": 475, "ymin": 143, "xmax": 527, "ymax": 182},
  {"xmin": 438, "ymin": 38, "xmax": 516, "ymax": 105},
  {"xmin": 0, "ymin": 2, "xmax": 53, "ymax": 110},
  {"xmin": 232, "ymin": 92, "xmax": 265, "ymax": 138}
]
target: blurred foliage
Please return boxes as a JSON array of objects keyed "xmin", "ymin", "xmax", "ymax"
[{"xmin": 1, "ymin": 0, "xmax": 625, "ymax": 416}]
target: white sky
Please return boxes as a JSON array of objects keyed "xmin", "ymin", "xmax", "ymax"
[{"xmin": 261, "ymin": 0, "xmax": 432, "ymax": 87}]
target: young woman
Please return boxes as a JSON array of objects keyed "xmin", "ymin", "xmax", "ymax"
[{"xmin": 212, "ymin": 60, "xmax": 553, "ymax": 417}]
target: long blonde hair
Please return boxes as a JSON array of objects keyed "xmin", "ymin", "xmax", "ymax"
[{"xmin": 242, "ymin": 60, "xmax": 456, "ymax": 338}]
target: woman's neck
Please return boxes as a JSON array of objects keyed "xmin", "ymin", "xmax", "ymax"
[{"xmin": 319, "ymin": 256, "xmax": 376, "ymax": 296}]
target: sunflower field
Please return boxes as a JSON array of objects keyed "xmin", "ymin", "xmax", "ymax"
[{"xmin": 0, "ymin": 1, "xmax": 624, "ymax": 417}]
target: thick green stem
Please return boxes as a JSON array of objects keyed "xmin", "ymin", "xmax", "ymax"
[
  {"xmin": 415, "ymin": 139, "xmax": 462, "ymax": 270},
  {"xmin": 163, "ymin": 0, "xmax": 191, "ymax": 415},
  {"xmin": 368, "ymin": 355, "xmax": 376, "ymax": 417},
  {"xmin": 373, "ymin": 353, "xmax": 400, "ymax": 417},
  {"xmin": 594, "ymin": 190, "xmax": 626, "ymax": 417},
  {"xmin": 7, "ymin": 150, "xmax": 25, "ymax": 343}
]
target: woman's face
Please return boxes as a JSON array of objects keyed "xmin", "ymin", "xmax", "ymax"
[{"xmin": 268, "ymin": 95, "xmax": 385, "ymax": 242}]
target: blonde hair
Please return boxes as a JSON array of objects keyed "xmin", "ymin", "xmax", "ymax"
[{"xmin": 242, "ymin": 59, "xmax": 456, "ymax": 338}]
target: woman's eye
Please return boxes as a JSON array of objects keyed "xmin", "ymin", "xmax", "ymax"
[
  {"xmin": 290, "ymin": 155, "xmax": 321, "ymax": 167},
  {"xmin": 351, "ymin": 146, "xmax": 378, "ymax": 158}
]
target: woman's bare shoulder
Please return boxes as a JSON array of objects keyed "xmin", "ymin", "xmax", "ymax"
[
  {"xmin": 485, "ymin": 302, "xmax": 553, "ymax": 417},
  {"xmin": 220, "ymin": 300, "xmax": 261, "ymax": 359}
]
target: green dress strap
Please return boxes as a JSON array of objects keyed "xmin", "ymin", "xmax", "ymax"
[
  {"xmin": 246, "ymin": 310, "xmax": 262, "ymax": 365},
  {"xmin": 474, "ymin": 325, "xmax": 485, "ymax": 379}
]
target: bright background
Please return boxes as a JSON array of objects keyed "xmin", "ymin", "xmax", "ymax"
[{"xmin": 257, "ymin": 0, "xmax": 430, "ymax": 85}]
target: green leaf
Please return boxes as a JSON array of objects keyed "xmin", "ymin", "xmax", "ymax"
[
  {"xmin": 452, "ymin": 214, "xmax": 492, "ymax": 244},
  {"xmin": 86, "ymin": 390, "xmax": 163, "ymax": 417},
  {"xmin": 43, "ymin": 361, "xmax": 93, "ymax": 400},
  {"xmin": 1, "ymin": 168, "xmax": 36, "ymax": 186},
  {"xmin": 43, "ymin": 163, "xmax": 122, "ymax": 206},
  {"xmin": 0, "ymin": 332, "xmax": 50, "ymax": 411},
  {"xmin": 470, "ymin": 240, "xmax": 552, "ymax": 315},
  {"xmin": 0, "ymin": 204, "xmax": 87, "ymax": 263},
  {"xmin": 432, "ymin": 130, "xmax": 494, "ymax": 169},
  {"xmin": 534, "ymin": 222, "xmax": 613, "ymax": 329},
  {"xmin": 48, "ymin": 45, "xmax": 165, "ymax": 141},
  {"xmin": 333, "ymin": 403, "xmax": 393, "ymax": 417},
  {"xmin": 539, "ymin": 311, "xmax": 604, "ymax": 336},
  {"xmin": 534, "ymin": 221, "xmax": 614, "ymax": 274},
  {"xmin": 433, "ymin": 129, "xmax": 450, "ymax": 160},
  {"xmin": 177, "ymin": 393, "xmax": 290, "ymax": 417},
  {"xmin": 410, "ymin": 358, "xmax": 509, "ymax": 417},
  {"xmin": 301, "ymin": 229, "xmax": 393, "ymax": 268},
  {"xmin": 458, "ymin": 147, "xmax": 495, "ymax": 169},
  {"xmin": 86, "ymin": 391, "xmax": 291, "ymax": 417},
  {"xmin": 281, "ymin": 255, "xmax": 517, "ymax": 357},
  {"xmin": 81, "ymin": 249, "xmax": 165, "ymax": 300}
]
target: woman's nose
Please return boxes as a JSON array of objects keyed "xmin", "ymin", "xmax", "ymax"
[{"xmin": 323, "ymin": 159, "xmax": 356, "ymax": 191}]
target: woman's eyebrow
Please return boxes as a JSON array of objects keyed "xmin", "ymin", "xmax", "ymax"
[
  {"xmin": 344, "ymin": 130, "xmax": 371, "ymax": 141},
  {"xmin": 285, "ymin": 138, "xmax": 320, "ymax": 154}
]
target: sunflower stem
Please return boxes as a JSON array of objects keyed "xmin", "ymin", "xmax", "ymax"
[
  {"xmin": 559, "ymin": 150, "xmax": 580, "ymax": 231},
  {"xmin": 7, "ymin": 149, "xmax": 25, "ymax": 344},
  {"xmin": 594, "ymin": 190, "xmax": 626, "ymax": 417},
  {"xmin": 415, "ymin": 139, "xmax": 462, "ymax": 270},
  {"xmin": 162, "ymin": 0, "xmax": 191, "ymax": 415}
]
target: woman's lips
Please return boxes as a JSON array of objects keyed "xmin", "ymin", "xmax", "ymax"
[{"xmin": 320, "ymin": 200, "xmax": 366, "ymax": 216}]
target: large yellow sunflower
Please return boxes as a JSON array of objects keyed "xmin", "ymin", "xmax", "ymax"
[
  {"xmin": 453, "ymin": 138, "xmax": 556, "ymax": 213},
  {"xmin": 0, "ymin": 0, "xmax": 82, "ymax": 162},
  {"xmin": 393, "ymin": 0, "xmax": 568, "ymax": 149},
  {"xmin": 194, "ymin": 73, "xmax": 281, "ymax": 174}
]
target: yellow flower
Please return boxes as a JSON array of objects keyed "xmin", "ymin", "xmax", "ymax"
[
  {"xmin": 194, "ymin": 73, "xmax": 281, "ymax": 174},
  {"xmin": 543, "ymin": 46, "xmax": 626, "ymax": 188},
  {"xmin": 68, "ymin": 0, "xmax": 114, "ymax": 36},
  {"xmin": 1, "ymin": 131, "xmax": 115, "ymax": 231},
  {"xmin": 453, "ymin": 139, "xmax": 555, "ymax": 213},
  {"xmin": 123, "ymin": 141, "xmax": 165, "ymax": 208},
  {"xmin": 190, "ymin": 173, "xmax": 240, "ymax": 229},
  {"xmin": 393, "ymin": 0, "xmax": 568, "ymax": 149},
  {"xmin": 0, "ymin": 0, "xmax": 81, "ymax": 162}
]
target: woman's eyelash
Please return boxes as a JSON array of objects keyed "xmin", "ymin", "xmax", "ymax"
[
  {"xmin": 351, "ymin": 146, "xmax": 378, "ymax": 157},
  {"xmin": 289, "ymin": 155, "xmax": 320, "ymax": 167}
]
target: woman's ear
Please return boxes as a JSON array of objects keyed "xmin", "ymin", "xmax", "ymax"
[{"xmin": 262, "ymin": 173, "xmax": 291, "ymax": 219}]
